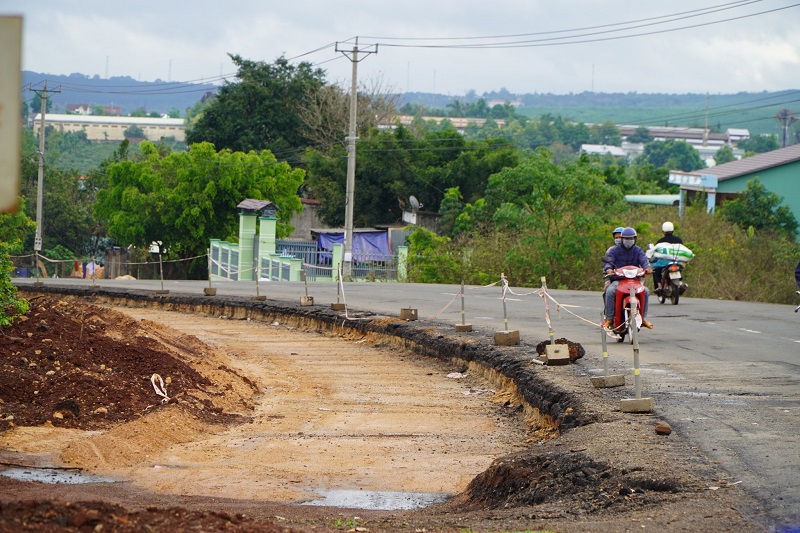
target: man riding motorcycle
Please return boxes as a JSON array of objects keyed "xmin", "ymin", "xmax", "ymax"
[
  {"xmin": 652, "ymin": 221, "xmax": 683, "ymax": 295},
  {"xmin": 603, "ymin": 227, "xmax": 654, "ymax": 329}
]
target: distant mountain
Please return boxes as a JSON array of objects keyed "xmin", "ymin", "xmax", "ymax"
[
  {"xmin": 399, "ymin": 89, "xmax": 800, "ymax": 136},
  {"xmin": 22, "ymin": 71, "xmax": 219, "ymax": 117},
  {"xmin": 23, "ymin": 70, "xmax": 797, "ymax": 136}
]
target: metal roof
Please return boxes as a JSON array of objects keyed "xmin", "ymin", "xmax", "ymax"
[
  {"xmin": 702, "ymin": 143, "xmax": 800, "ymax": 181},
  {"xmin": 236, "ymin": 199, "xmax": 279, "ymax": 215}
]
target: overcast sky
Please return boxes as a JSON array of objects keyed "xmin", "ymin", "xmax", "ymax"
[{"xmin": 3, "ymin": 0, "xmax": 799, "ymax": 96}]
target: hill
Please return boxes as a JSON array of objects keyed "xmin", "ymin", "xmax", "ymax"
[
  {"xmin": 22, "ymin": 71, "xmax": 218, "ymax": 117},
  {"xmin": 23, "ymin": 70, "xmax": 798, "ymax": 137},
  {"xmin": 400, "ymin": 89, "xmax": 799, "ymax": 136}
]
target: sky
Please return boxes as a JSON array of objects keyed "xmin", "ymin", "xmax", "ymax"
[{"xmin": 3, "ymin": 0, "xmax": 800, "ymax": 96}]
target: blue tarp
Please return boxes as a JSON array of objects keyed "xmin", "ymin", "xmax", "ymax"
[{"xmin": 316, "ymin": 231, "xmax": 392, "ymax": 262}]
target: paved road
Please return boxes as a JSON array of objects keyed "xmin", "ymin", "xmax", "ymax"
[{"xmin": 14, "ymin": 278, "xmax": 800, "ymax": 529}]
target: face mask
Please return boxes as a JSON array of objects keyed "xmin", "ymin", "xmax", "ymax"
[
  {"xmin": 622, "ymin": 239, "xmax": 635, "ymax": 249},
  {"xmin": 614, "ymin": 238, "xmax": 622, "ymax": 246}
]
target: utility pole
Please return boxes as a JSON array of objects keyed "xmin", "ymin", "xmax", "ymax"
[
  {"xmin": 775, "ymin": 109, "xmax": 797, "ymax": 148},
  {"xmin": 335, "ymin": 37, "xmax": 377, "ymax": 279},
  {"xmin": 29, "ymin": 81, "xmax": 61, "ymax": 258}
]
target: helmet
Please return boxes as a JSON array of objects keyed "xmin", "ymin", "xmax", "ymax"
[
  {"xmin": 612, "ymin": 226, "xmax": 624, "ymax": 235},
  {"xmin": 662, "ymin": 221, "xmax": 674, "ymax": 233},
  {"xmin": 621, "ymin": 227, "xmax": 637, "ymax": 238}
]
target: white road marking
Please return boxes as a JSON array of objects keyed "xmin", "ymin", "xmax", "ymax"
[{"xmin": 737, "ymin": 327, "xmax": 761, "ymax": 334}]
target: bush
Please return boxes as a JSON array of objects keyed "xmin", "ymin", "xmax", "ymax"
[{"xmin": 0, "ymin": 242, "xmax": 30, "ymax": 326}]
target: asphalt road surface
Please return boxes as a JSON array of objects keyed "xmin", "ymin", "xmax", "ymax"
[{"xmin": 14, "ymin": 277, "xmax": 800, "ymax": 530}]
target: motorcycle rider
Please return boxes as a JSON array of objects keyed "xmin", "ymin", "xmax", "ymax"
[
  {"xmin": 652, "ymin": 221, "xmax": 683, "ymax": 295},
  {"xmin": 795, "ymin": 259, "xmax": 800, "ymax": 288},
  {"xmin": 603, "ymin": 227, "xmax": 654, "ymax": 329},
  {"xmin": 603, "ymin": 227, "xmax": 626, "ymax": 292}
]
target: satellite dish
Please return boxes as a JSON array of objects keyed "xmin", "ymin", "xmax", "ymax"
[{"xmin": 409, "ymin": 195, "xmax": 421, "ymax": 211}]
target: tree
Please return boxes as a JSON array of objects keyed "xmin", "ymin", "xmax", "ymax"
[
  {"xmin": 590, "ymin": 121, "xmax": 622, "ymax": 146},
  {"xmin": 296, "ymin": 76, "xmax": 398, "ymax": 150},
  {"xmin": 627, "ymin": 126, "xmax": 652, "ymax": 144},
  {"xmin": 0, "ymin": 203, "xmax": 34, "ymax": 325},
  {"xmin": 0, "ymin": 241, "xmax": 30, "ymax": 326},
  {"xmin": 484, "ymin": 148, "xmax": 625, "ymax": 286},
  {"xmin": 94, "ymin": 141, "xmax": 305, "ymax": 277},
  {"xmin": 737, "ymin": 134, "xmax": 779, "ymax": 155},
  {"xmin": 186, "ymin": 55, "xmax": 326, "ymax": 158},
  {"xmin": 124, "ymin": 125, "xmax": 145, "ymax": 139},
  {"xmin": 643, "ymin": 139, "xmax": 704, "ymax": 172},
  {"xmin": 719, "ymin": 178, "xmax": 798, "ymax": 238},
  {"xmin": 714, "ymin": 144, "xmax": 736, "ymax": 165}
]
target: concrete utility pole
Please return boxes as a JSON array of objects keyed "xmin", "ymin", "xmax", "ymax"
[
  {"xmin": 29, "ymin": 81, "xmax": 61, "ymax": 253},
  {"xmin": 335, "ymin": 38, "xmax": 377, "ymax": 279},
  {"xmin": 775, "ymin": 108, "xmax": 797, "ymax": 148}
]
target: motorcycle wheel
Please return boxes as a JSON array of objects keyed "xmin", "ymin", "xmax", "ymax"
[
  {"xmin": 670, "ymin": 281, "xmax": 680, "ymax": 305},
  {"xmin": 658, "ymin": 284, "xmax": 666, "ymax": 304}
]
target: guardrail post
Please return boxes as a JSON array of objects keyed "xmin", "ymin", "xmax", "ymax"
[
  {"xmin": 590, "ymin": 311, "xmax": 625, "ymax": 388},
  {"xmin": 620, "ymin": 287, "xmax": 653, "ymax": 412}
]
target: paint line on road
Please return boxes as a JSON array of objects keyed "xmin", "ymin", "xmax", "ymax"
[{"xmin": 737, "ymin": 327, "xmax": 761, "ymax": 334}]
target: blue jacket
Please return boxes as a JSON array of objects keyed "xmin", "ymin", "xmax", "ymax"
[{"xmin": 604, "ymin": 244, "xmax": 650, "ymax": 271}]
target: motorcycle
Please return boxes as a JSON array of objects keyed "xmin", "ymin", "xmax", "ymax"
[
  {"xmin": 602, "ymin": 257, "xmax": 648, "ymax": 344},
  {"xmin": 655, "ymin": 261, "xmax": 687, "ymax": 305},
  {"xmin": 647, "ymin": 242, "xmax": 693, "ymax": 306}
]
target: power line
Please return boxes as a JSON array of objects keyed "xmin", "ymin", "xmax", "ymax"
[{"xmin": 376, "ymin": 2, "xmax": 798, "ymax": 49}]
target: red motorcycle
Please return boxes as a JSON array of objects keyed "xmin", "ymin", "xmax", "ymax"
[{"xmin": 604, "ymin": 263, "xmax": 648, "ymax": 343}]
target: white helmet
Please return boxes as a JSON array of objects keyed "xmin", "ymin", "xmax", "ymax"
[{"xmin": 662, "ymin": 221, "xmax": 674, "ymax": 233}]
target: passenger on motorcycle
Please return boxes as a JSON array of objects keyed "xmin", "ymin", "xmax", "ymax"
[
  {"xmin": 652, "ymin": 221, "xmax": 683, "ymax": 295},
  {"xmin": 603, "ymin": 227, "xmax": 654, "ymax": 329}
]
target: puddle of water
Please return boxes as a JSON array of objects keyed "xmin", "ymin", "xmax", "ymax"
[
  {"xmin": 300, "ymin": 488, "xmax": 450, "ymax": 510},
  {"xmin": 1, "ymin": 467, "xmax": 118, "ymax": 485}
]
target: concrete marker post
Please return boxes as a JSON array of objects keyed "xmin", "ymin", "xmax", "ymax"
[
  {"xmin": 494, "ymin": 273, "xmax": 520, "ymax": 346},
  {"xmin": 591, "ymin": 311, "xmax": 625, "ymax": 388},
  {"xmin": 620, "ymin": 287, "xmax": 653, "ymax": 412},
  {"xmin": 455, "ymin": 279, "xmax": 473, "ymax": 332},
  {"xmin": 300, "ymin": 269, "xmax": 314, "ymax": 306},
  {"xmin": 154, "ymin": 245, "xmax": 169, "ymax": 295},
  {"xmin": 331, "ymin": 264, "xmax": 346, "ymax": 311},
  {"xmin": 251, "ymin": 257, "xmax": 266, "ymax": 301},
  {"xmin": 540, "ymin": 276, "xmax": 568, "ymax": 365},
  {"xmin": 204, "ymin": 250, "xmax": 216, "ymax": 296}
]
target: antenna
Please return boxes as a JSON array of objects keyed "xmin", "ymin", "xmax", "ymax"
[{"xmin": 409, "ymin": 195, "xmax": 421, "ymax": 211}]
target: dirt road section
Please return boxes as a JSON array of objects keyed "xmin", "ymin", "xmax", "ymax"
[{"xmin": 62, "ymin": 307, "xmax": 530, "ymax": 502}]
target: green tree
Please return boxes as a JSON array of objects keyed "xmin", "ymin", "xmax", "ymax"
[
  {"xmin": 643, "ymin": 139, "xmax": 704, "ymax": 172},
  {"xmin": 627, "ymin": 126, "xmax": 652, "ymax": 143},
  {"xmin": 0, "ymin": 241, "xmax": 30, "ymax": 326},
  {"xmin": 186, "ymin": 55, "xmax": 326, "ymax": 157},
  {"xmin": 485, "ymin": 148, "xmax": 625, "ymax": 286},
  {"xmin": 124, "ymin": 125, "xmax": 145, "ymax": 139},
  {"xmin": 737, "ymin": 134, "xmax": 779, "ymax": 154},
  {"xmin": 0, "ymin": 202, "xmax": 33, "ymax": 325},
  {"xmin": 714, "ymin": 144, "xmax": 736, "ymax": 165},
  {"xmin": 590, "ymin": 120, "xmax": 622, "ymax": 146},
  {"xmin": 94, "ymin": 141, "xmax": 305, "ymax": 277},
  {"xmin": 405, "ymin": 227, "xmax": 459, "ymax": 283},
  {"xmin": 718, "ymin": 178, "xmax": 798, "ymax": 238}
]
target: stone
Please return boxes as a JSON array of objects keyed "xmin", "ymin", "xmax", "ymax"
[{"xmin": 655, "ymin": 421, "xmax": 672, "ymax": 435}]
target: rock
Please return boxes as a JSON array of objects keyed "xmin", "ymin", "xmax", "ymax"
[{"xmin": 655, "ymin": 421, "xmax": 672, "ymax": 435}]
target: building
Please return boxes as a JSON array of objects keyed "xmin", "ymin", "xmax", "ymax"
[
  {"xmin": 668, "ymin": 143, "xmax": 800, "ymax": 226},
  {"xmin": 32, "ymin": 113, "xmax": 185, "ymax": 142}
]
